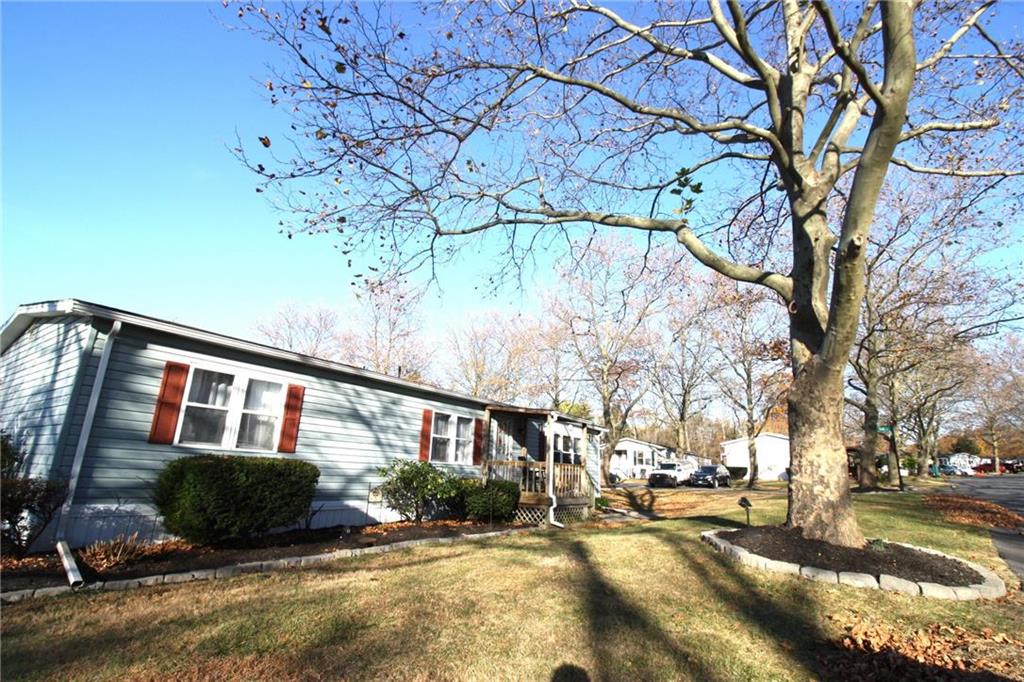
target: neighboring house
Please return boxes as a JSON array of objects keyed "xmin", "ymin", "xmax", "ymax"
[
  {"xmin": 0, "ymin": 299, "xmax": 603, "ymax": 547},
  {"xmin": 720, "ymin": 433, "xmax": 790, "ymax": 482},
  {"xmin": 610, "ymin": 437, "xmax": 668, "ymax": 479}
]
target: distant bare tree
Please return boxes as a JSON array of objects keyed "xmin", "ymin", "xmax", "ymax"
[
  {"xmin": 969, "ymin": 337, "xmax": 1024, "ymax": 474},
  {"xmin": 255, "ymin": 304, "xmax": 345, "ymax": 359},
  {"xmin": 710, "ymin": 288, "xmax": 789, "ymax": 488},
  {"xmin": 846, "ymin": 174, "xmax": 1022, "ymax": 486},
  {"xmin": 446, "ymin": 312, "xmax": 532, "ymax": 403},
  {"xmin": 652, "ymin": 273, "xmax": 718, "ymax": 454},
  {"xmin": 349, "ymin": 279, "xmax": 432, "ymax": 381},
  {"xmin": 551, "ymin": 238, "xmax": 676, "ymax": 484}
]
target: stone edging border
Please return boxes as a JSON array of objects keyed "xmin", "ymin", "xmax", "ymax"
[
  {"xmin": 1, "ymin": 526, "xmax": 538, "ymax": 604},
  {"xmin": 700, "ymin": 529, "xmax": 1007, "ymax": 601}
]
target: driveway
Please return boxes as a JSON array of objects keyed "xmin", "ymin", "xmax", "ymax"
[{"xmin": 943, "ymin": 474, "xmax": 1024, "ymax": 586}]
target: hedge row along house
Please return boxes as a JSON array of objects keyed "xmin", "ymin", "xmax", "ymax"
[{"xmin": 0, "ymin": 299, "xmax": 603, "ymax": 548}]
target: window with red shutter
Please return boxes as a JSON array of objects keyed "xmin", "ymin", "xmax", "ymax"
[{"xmin": 148, "ymin": 362, "xmax": 190, "ymax": 444}]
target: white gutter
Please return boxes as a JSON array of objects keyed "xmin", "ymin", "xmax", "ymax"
[
  {"xmin": 546, "ymin": 414, "xmax": 564, "ymax": 528},
  {"xmin": 54, "ymin": 320, "xmax": 122, "ymax": 586}
]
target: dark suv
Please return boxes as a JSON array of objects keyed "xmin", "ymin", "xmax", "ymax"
[{"xmin": 689, "ymin": 465, "xmax": 732, "ymax": 488}]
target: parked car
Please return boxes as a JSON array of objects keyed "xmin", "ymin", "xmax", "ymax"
[
  {"xmin": 648, "ymin": 462, "xmax": 694, "ymax": 488},
  {"xmin": 689, "ymin": 465, "xmax": 732, "ymax": 488},
  {"xmin": 938, "ymin": 464, "xmax": 972, "ymax": 477},
  {"xmin": 974, "ymin": 462, "xmax": 1008, "ymax": 474},
  {"xmin": 1003, "ymin": 459, "xmax": 1024, "ymax": 473}
]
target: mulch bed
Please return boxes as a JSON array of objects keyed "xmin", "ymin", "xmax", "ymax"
[
  {"xmin": 820, "ymin": 615, "xmax": 1024, "ymax": 681},
  {"xmin": 925, "ymin": 494, "xmax": 1024, "ymax": 530},
  {"xmin": 723, "ymin": 526, "xmax": 983, "ymax": 586},
  {"xmin": 0, "ymin": 520, "xmax": 524, "ymax": 593}
]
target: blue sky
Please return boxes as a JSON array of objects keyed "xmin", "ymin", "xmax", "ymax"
[
  {"xmin": 3, "ymin": 2, "xmax": 1022, "ymax": 344},
  {"xmin": 1, "ymin": 1, "xmax": 541, "ymax": 339}
]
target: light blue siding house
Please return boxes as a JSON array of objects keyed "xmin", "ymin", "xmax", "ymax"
[{"xmin": 1, "ymin": 300, "xmax": 602, "ymax": 548}]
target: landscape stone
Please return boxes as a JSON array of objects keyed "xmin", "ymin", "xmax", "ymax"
[
  {"xmin": 839, "ymin": 572, "xmax": 879, "ymax": 589},
  {"xmin": 104, "ymin": 578, "xmax": 142, "ymax": 591},
  {"xmin": 215, "ymin": 566, "xmax": 243, "ymax": 579},
  {"xmin": 800, "ymin": 566, "xmax": 839, "ymax": 584},
  {"xmin": 952, "ymin": 586, "xmax": 981, "ymax": 601},
  {"xmin": 137, "ymin": 575, "xmax": 165, "ymax": 587},
  {"xmin": 762, "ymin": 558, "xmax": 801, "ymax": 575},
  {"xmin": 879, "ymin": 574, "xmax": 921, "ymax": 595},
  {"xmin": 163, "ymin": 572, "xmax": 195, "ymax": 584},
  {"xmin": 918, "ymin": 582, "xmax": 957, "ymax": 600},
  {"xmin": 33, "ymin": 585, "xmax": 72, "ymax": 598}
]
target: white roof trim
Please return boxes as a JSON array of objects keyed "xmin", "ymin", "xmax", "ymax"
[
  {"xmin": 719, "ymin": 432, "xmax": 790, "ymax": 447},
  {"xmin": 614, "ymin": 437, "xmax": 668, "ymax": 449},
  {"xmin": 2, "ymin": 298, "xmax": 497, "ymax": 407}
]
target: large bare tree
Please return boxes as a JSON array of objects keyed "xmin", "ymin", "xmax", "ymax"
[
  {"xmin": 238, "ymin": 2, "xmax": 1023, "ymax": 546},
  {"xmin": 256, "ymin": 303, "xmax": 346, "ymax": 359}
]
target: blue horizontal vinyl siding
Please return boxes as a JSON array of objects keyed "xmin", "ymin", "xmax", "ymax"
[
  {"xmin": 0, "ymin": 316, "xmax": 92, "ymax": 479},
  {"xmin": 65, "ymin": 324, "xmax": 488, "ymax": 544}
]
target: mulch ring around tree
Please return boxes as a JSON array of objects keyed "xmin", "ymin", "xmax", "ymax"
[
  {"xmin": 924, "ymin": 494, "xmax": 1024, "ymax": 530},
  {"xmin": 722, "ymin": 526, "xmax": 983, "ymax": 586},
  {"xmin": 0, "ymin": 520, "xmax": 526, "ymax": 593}
]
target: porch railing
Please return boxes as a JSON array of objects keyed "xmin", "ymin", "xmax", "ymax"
[{"xmin": 487, "ymin": 460, "xmax": 592, "ymax": 499}]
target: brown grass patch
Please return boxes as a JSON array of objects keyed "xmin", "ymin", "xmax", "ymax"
[
  {"xmin": 924, "ymin": 494, "xmax": 1024, "ymax": 529},
  {"xmin": 603, "ymin": 485, "xmax": 785, "ymax": 518}
]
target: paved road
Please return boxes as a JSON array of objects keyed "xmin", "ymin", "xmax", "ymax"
[{"xmin": 944, "ymin": 474, "xmax": 1024, "ymax": 586}]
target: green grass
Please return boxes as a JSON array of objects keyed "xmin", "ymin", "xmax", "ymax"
[{"xmin": 2, "ymin": 491, "xmax": 1020, "ymax": 681}]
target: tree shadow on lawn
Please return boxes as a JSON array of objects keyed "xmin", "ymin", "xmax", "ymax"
[
  {"xmin": 683, "ymin": 515, "xmax": 746, "ymax": 530},
  {"xmin": 654, "ymin": 527, "xmax": 1007, "ymax": 681},
  {"xmin": 617, "ymin": 487, "xmax": 655, "ymax": 513},
  {"xmin": 564, "ymin": 538, "xmax": 725, "ymax": 682}
]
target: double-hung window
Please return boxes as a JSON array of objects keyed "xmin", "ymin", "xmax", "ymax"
[
  {"xmin": 177, "ymin": 366, "xmax": 285, "ymax": 452},
  {"xmin": 430, "ymin": 411, "xmax": 474, "ymax": 464}
]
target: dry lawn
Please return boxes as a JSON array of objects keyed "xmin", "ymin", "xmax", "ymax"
[{"xmin": 2, "ymin": 489, "xmax": 1021, "ymax": 681}]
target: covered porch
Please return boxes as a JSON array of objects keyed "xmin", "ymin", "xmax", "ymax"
[{"xmin": 483, "ymin": 406, "xmax": 601, "ymax": 521}]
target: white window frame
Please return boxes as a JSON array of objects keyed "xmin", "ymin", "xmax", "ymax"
[
  {"xmin": 173, "ymin": 362, "xmax": 288, "ymax": 453},
  {"xmin": 428, "ymin": 410, "xmax": 475, "ymax": 465}
]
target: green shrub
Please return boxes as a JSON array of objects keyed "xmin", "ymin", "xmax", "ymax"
[
  {"xmin": 153, "ymin": 454, "xmax": 320, "ymax": 545},
  {"xmin": 466, "ymin": 480, "xmax": 521, "ymax": 522},
  {"xmin": 378, "ymin": 460, "xmax": 459, "ymax": 522},
  {"xmin": 594, "ymin": 496, "xmax": 610, "ymax": 509},
  {"xmin": 440, "ymin": 476, "xmax": 482, "ymax": 520},
  {"xmin": 1, "ymin": 431, "xmax": 67, "ymax": 558}
]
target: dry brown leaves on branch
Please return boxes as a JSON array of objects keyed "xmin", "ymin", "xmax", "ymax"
[
  {"xmin": 822, "ymin": 617, "xmax": 1024, "ymax": 681},
  {"xmin": 79, "ymin": 535, "xmax": 196, "ymax": 572},
  {"xmin": 924, "ymin": 495, "xmax": 1024, "ymax": 529}
]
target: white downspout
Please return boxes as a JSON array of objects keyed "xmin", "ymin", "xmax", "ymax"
[
  {"xmin": 54, "ymin": 320, "xmax": 122, "ymax": 587},
  {"xmin": 546, "ymin": 414, "xmax": 563, "ymax": 528}
]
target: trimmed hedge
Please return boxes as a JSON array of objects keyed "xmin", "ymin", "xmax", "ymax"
[
  {"xmin": 466, "ymin": 480, "xmax": 521, "ymax": 522},
  {"xmin": 153, "ymin": 455, "xmax": 320, "ymax": 545}
]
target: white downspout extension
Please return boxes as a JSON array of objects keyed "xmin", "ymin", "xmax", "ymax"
[
  {"xmin": 546, "ymin": 414, "xmax": 563, "ymax": 528},
  {"xmin": 54, "ymin": 320, "xmax": 122, "ymax": 587}
]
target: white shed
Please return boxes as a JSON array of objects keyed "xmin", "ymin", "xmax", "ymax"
[{"xmin": 720, "ymin": 433, "xmax": 790, "ymax": 482}]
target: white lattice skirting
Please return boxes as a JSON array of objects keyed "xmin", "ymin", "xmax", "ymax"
[{"xmin": 514, "ymin": 504, "xmax": 592, "ymax": 526}]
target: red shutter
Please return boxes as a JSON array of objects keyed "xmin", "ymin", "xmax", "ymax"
[
  {"xmin": 148, "ymin": 362, "xmax": 190, "ymax": 444},
  {"xmin": 277, "ymin": 384, "xmax": 305, "ymax": 453},
  {"xmin": 472, "ymin": 418, "xmax": 485, "ymax": 465},
  {"xmin": 418, "ymin": 409, "xmax": 433, "ymax": 461}
]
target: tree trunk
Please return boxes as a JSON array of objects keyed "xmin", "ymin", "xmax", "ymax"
[
  {"xmin": 786, "ymin": 362, "xmax": 865, "ymax": 547},
  {"xmin": 992, "ymin": 430, "xmax": 1000, "ymax": 476},
  {"xmin": 747, "ymin": 435, "xmax": 758, "ymax": 490},
  {"xmin": 859, "ymin": 392, "xmax": 881, "ymax": 489}
]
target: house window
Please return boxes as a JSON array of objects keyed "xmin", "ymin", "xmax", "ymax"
[
  {"xmin": 177, "ymin": 366, "xmax": 285, "ymax": 452},
  {"xmin": 430, "ymin": 412, "xmax": 474, "ymax": 464}
]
